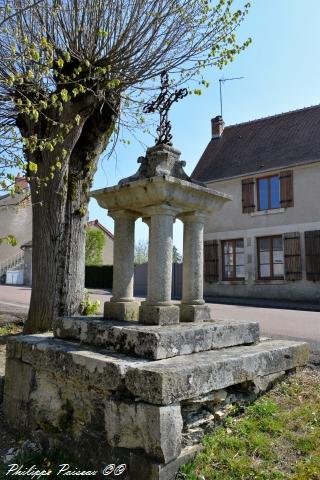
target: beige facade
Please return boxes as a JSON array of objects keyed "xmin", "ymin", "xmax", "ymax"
[
  {"xmin": 0, "ymin": 194, "xmax": 32, "ymax": 263},
  {"xmin": 87, "ymin": 220, "xmax": 114, "ymax": 265},
  {"xmin": 203, "ymin": 161, "xmax": 320, "ymax": 302},
  {"xmin": 0, "ymin": 193, "xmax": 32, "ymax": 269},
  {"xmin": 0, "ymin": 189, "xmax": 114, "ymax": 285}
]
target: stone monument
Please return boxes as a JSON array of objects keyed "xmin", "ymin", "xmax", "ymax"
[{"xmin": 3, "ymin": 74, "xmax": 309, "ymax": 480}]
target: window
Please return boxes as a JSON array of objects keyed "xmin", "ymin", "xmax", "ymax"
[
  {"xmin": 257, "ymin": 175, "xmax": 280, "ymax": 210},
  {"xmin": 257, "ymin": 236, "xmax": 284, "ymax": 279},
  {"xmin": 242, "ymin": 171, "xmax": 293, "ymax": 214},
  {"xmin": 222, "ymin": 239, "xmax": 245, "ymax": 280}
]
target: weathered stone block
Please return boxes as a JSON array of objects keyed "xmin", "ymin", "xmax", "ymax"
[
  {"xmin": 253, "ymin": 371, "xmax": 286, "ymax": 393},
  {"xmin": 3, "ymin": 358, "xmax": 36, "ymax": 431},
  {"xmin": 141, "ymin": 445, "xmax": 203, "ymax": 480},
  {"xmin": 105, "ymin": 399, "xmax": 183, "ymax": 463},
  {"xmin": 0, "ymin": 375, "xmax": 4, "ymax": 403},
  {"xmin": 125, "ymin": 340, "xmax": 309, "ymax": 404},
  {"xmin": 180, "ymin": 304, "xmax": 211, "ymax": 322},
  {"xmin": 104, "ymin": 300, "xmax": 140, "ymax": 321},
  {"xmin": 139, "ymin": 305, "xmax": 180, "ymax": 325},
  {"xmin": 53, "ymin": 317, "xmax": 260, "ymax": 360},
  {"xmin": 6, "ymin": 334, "xmax": 148, "ymax": 392}
]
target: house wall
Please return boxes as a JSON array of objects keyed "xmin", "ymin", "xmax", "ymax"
[
  {"xmin": 0, "ymin": 194, "xmax": 32, "ymax": 264},
  {"xmin": 23, "ymin": 247, "xmax": 32, "ymax": 286},
  {"xmin": 203, "ymin": 161, "xmax": 320, "ymax": 302},
  {"xmin": 89, "ymin": 224, "xmax": 114, "ymax": 265}
]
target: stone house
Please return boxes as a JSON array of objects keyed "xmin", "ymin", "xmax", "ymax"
[
  {"xmin": 192, "ymin": 105, "xmax": 320, "ymax": 302},
  {"xmin": 0, "ymin": 177, "xmax": 114, "ymax": 285}
]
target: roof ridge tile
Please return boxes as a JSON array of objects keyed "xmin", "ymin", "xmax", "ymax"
[{"xmin": 225, "ymin": 103, "xmax": 320, "ymax": 129}]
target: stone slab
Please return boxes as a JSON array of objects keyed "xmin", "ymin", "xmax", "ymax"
[
  {"xmin": 53, "ymin": 317, "xmax": 260, "ymax": 360},
  {"xmin": 125, "ymin": 340, "xmax": 309, "ymax": 404},
  {"xmin": 90, "ymin": 175, "xmax": 232, "ymax": 218},
  {"xmin": 6, "ymin": 333, "xmax": 148, "ymax": 392},
  {"xmin": 5, "ymin": 334, "xmax": 309, "ymax": 408}
]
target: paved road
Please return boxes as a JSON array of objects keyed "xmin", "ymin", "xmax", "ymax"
[{"xmin": 0, "ymin": 285, "xmax": 319, "ymax": 347}]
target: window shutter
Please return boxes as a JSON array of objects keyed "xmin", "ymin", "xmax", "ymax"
[
  {"xmin": 305, "ymin": 230, "xmax": 320, "ymax": 281},
  {"xmin": 280, "ymin": 171, "xmax": 294, "ymax": 208},
  {"xmin": 204, "ymin": 240, "xmax": 219, "ymax": 283},
  {"xmin": 242, "ymin": 178, "xmax": 255, "ymax": 213},
  {"xmin": 284, "ymin": 232, "xmax": 302, "ymax": 281}
]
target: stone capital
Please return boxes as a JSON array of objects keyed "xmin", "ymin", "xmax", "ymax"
[
  {"xmin": 142, "ymin": 204, "xmax": 181, "ymax": 217},
  {"xmin": 108, "ymin": 209, "xmax": 139, "ymax": 220},
  {"xmin": 178, "ymin": 211, "xmax": 207, "ymax": 223}
]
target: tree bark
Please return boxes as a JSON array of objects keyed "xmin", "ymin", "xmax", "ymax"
[{"xmin": 23, "ymin": 96, "xmax": 119, "ymax": 333}]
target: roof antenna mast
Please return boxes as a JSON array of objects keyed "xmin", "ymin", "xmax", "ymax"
[{"xmin": 219, "ymin": 77, "xmax": 244, "ymax": 117}]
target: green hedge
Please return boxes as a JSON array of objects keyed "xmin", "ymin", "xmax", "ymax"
[{"xmin": 85, "ymin": 265, "xmax": 113, "ymax": 289}]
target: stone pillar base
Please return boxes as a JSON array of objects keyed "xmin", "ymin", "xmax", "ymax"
[
  {"xmin": 139, "ymin": 304, "xmax": 180, "ymax": 325},
  {"xmin": 180, "ymin": 304, "xmax": 211, "ymax": 323},
  {"xmin": 104, "ymin": 301, "xmax": 140, "ymax": 321}
]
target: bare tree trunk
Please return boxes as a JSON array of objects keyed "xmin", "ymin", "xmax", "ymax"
[{"xmin": 23, "ymin": 97, "xmax": 119, "ymax": 333}]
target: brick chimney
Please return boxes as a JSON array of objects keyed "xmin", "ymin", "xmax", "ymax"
[
  {"xmin": 15, "ymin": 173, "xmax": 29, "ymax": 190},
  {"xmin": 211, "ymin": 115, "xmax": 225, "ymax": 139}
]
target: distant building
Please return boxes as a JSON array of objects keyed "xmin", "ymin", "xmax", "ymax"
[
  {"xmin": 192, "ymin": 106, "xmax": 320, "ymax": 302},
  {"xmin": 0, "ymin": 175, "xmax": 31, "ymax": 284},
  {"xmin": 87, "ymin": 219, "xmax": 114, "ymax": 265},
  {"xmin": 0, "ymin": 177, "xmax": 114, "ymax": 285}
]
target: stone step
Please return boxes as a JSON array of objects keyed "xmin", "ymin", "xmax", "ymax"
[
  {"xmin": 53, "ymin": 317, "xmax": 260, "ymax": 360},
  {"xmin": 7, "ymin": 334, "xmax": 308, "ymax": 408},
  {"xmin": 125, "ymin": 339, "xmax": 309, "ymax": 405}
]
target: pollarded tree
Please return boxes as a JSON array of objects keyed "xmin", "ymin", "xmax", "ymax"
[{"xmin": 0, "ymin": 0, "xmax": 251, "ymax": 332}]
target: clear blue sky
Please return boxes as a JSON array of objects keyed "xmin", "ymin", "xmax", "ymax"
[{"xmin": 89, "ymin": 0, "xmax": 320, "ymax": 253}]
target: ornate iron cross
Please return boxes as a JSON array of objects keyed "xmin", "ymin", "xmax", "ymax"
[{"xmin": 143, "ymin": 71, "xmax": 188, "ymax": 146}]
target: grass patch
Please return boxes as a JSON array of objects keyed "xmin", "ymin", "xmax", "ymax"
[
  {"xmin": 0, "ymin": 323, "xmax": 23, "ymax": 337},
  {"xmin": 179, "ymin": 368, "xmax": 320, "ymax": 480}
]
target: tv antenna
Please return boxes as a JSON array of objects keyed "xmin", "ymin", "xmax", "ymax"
[{"xmin": 219, "ymin": 77, "xmax": 244, "ymax": 117}]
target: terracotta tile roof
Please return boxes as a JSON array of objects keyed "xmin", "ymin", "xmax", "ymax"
[
  {"xmin": 87, "ymin": 219, "xmax": 114, "ymax": 239},
  {"xmin": 192, "ymin": 105, "xmax": 320, "ymax": 183}
]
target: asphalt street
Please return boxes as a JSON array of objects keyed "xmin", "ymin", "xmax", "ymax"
[{"xmin": 0, "ymin": 285, "xmax": 319, "ymax": 358}]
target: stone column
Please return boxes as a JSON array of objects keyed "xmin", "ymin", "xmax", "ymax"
[
  {"xmin": 104, "ymin": 209, "xmax": 140, "ymax": 321},
  {"xmin": 139, "ymin": 206, "xmax": 180, "ymax": 325},
  {"xmin": 179, "ymin": 212, "xmax": 211, "ymax": 322}
]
